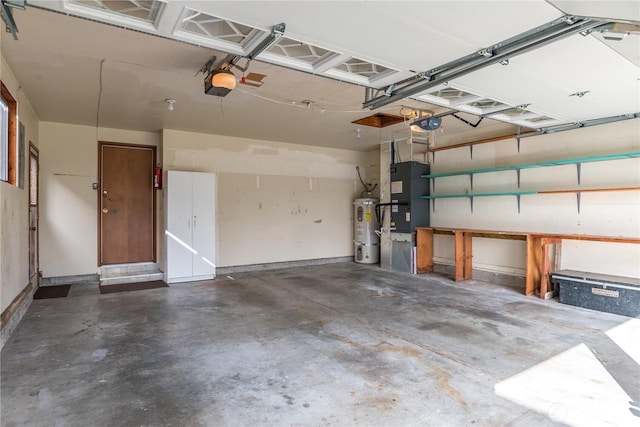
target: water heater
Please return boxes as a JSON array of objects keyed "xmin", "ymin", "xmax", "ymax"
[{"xmin": 353, "ymin": 198, "xmax": 379, "ymax": 264}]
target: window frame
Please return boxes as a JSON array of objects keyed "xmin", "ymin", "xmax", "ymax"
[{"xmin": 0, "ymin": 81, "xmax": 18, "ymax": 185}]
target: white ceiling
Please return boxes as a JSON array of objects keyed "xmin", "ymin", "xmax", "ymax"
[{"xmin": 1, "ymin": 0, "xmax": 639, "ymax": 152}]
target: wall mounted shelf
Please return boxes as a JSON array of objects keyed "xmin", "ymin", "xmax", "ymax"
[
  {"xmin": 422, "ymin": 186, "xmax": 640, "ymax": 213},
  {"xmin": 420, "ymin": 151, "xmax": 640, "ymax": 213},
  {"xmin": 422, "ymin": 151, "xmax": 640, "ymax": 191}
]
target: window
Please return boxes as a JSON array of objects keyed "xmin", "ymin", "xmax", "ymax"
[
  {"xmin": 0, "ymin": 81, "xmax": 17, "ymax": 184},
  {"xmin": 0, "ymin": 95, "xmax": 8, "ymax": 181}
]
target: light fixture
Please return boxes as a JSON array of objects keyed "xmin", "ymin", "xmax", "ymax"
[
  {"xmin": 205, "ymin": 69, "xmax": 237, "ymax": 97},
  {"xmin": 199, "ymin": 22, "xmax": 285, "ymax": 99},
  {"xmin": 165, "ymin": 98, "xmax": 175, "ymax": 111}
]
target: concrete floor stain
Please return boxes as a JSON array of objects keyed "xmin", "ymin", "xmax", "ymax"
[{"xmin": 430, "ymin": 365, "xmax": 469, "ymax": 410}]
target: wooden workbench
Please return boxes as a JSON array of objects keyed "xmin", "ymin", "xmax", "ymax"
[{"xmin": 415, "ymin": 227, "xmax": 640, "ymax": 298}]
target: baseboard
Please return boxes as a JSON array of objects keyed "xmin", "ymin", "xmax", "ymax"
[
  {"xmin": 41, "ymin": 274, "xmax": 99, "ymax": 286},
  {"xmin": 1, "ymin": 282, "xmax": 34, "ymax": 350},
  {"xmin": 432, "ymin": 263, "xmax": 525, "ymax": 289},
  {"xmin": 218, "ymin": 256, "xmax": 353, "ymax": 275}
]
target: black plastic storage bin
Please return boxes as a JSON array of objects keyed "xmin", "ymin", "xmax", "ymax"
[{"xmin": 551, "ymin": 269, "xmax": 640, "ymax": 317}]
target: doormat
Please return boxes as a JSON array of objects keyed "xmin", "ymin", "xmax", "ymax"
[
  {"xmin": 34, "ymin": 285, "xmax": 71, "ymax": 299},
  {"xmin": 99, "ymin": 280, "xmax": 168, "ymax": 295}
]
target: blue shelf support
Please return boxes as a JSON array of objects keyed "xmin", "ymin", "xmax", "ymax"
[
  {"xmin": 468, "ymin": 173, "xmax": 474, "ymax": 191},
  {"xmin": 516, "ymin": 194, "xmax": 521, "ymax": 214},
  {"xmin": 516, "ymin": 169, "xmax": 521, "ymax": 188}
]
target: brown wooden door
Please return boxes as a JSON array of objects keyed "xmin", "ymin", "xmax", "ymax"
[{"xmin": 99, "ymin": 143, "xmax": 155, "ymax": 265}]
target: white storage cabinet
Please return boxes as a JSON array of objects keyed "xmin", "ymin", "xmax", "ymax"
[{"xmin": 164, "ymin": 171, "xmax": 216, "ymax": 283}]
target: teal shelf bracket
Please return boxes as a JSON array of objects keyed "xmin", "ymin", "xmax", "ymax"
[
  {"xmin": 516, "ymin": 169, "xmax": 521, "ymax": 188},
  {"xmin": 576, "ymin": 162, "xmax": 582, "ymax": 185}
]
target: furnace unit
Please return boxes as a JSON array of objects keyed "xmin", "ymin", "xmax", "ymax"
[
  {"xmin": 388, "ymin": 161, "xmax": 430, "ymax": 273},
  {"xmin": 390, "ymin": 161, "xmax": 430, "ymax": 233}
]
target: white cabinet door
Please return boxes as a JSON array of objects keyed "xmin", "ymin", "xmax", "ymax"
[
  {"xmin": 165, "ymin": 171, "xmax": 216, "ymax": 283},
  {"xmin": 192, "ymin": 173, "xmax": 216, "ymax": 277},
  {"xmin": 166, "ymin": 171, "xmax": 194, "ymax": 281}
]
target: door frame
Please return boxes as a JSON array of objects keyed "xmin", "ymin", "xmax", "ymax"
[
  {"xmin": 28, "ymin": 141, "xmax": 39, "ymax": 287},
  {"xmin": 97, "ymin": 141, "xmax": 157, "ymax": 266}
]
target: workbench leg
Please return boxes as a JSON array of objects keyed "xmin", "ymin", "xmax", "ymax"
[
  {"xmin": 416, "ymin": 228, "xmax": 434, "ymax": 274},
  {"xmin": 454, "ymin": 231, "xmax": 464, "ymax": 281},
  {"xmin": 540, "ymin": 243, "xmax": 550, "ymax": 298},
  {"xmin": 526, "ymin": 235, "xmax": 543, "ymax": 296},
  {"xmin": 463, "ymin": 232, "xmax": 473, "ymax": 280},
  {"xmin": 540, "ymin": 239, "xmax": 562, "ymax": 299}
]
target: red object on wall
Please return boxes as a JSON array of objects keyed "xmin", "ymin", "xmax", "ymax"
[{"xmin": 154, "ymin": 166, "xmax": 162, "ymax": 189}]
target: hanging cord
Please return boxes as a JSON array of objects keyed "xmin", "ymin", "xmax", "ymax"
[{"xmin": 356, "ymin": 166, "xmax": 378, "ymax": 196}]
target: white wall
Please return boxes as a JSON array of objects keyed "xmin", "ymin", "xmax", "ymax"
[
  {"xmin": 36, "ymin": 124, "xmax": 379, "ymax": 278},
  {"xmin": 0, "ymin": 58, "xmax": 39, "ymax": 313},
  {"xmin": 38, "ymin": 123, "xmax": 160, "ymax": 278},
  {"xmin": 385, "ymin": 119, "xmax": 640, "ymax": 279},
  {"xmin": 163, "ymin": 129, "xmax": 379, "ymax": 268}
]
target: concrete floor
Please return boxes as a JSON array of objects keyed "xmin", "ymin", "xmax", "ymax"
[{"xmin": 1, "ymin": 263, "xmax": 638, "ymax": 427}]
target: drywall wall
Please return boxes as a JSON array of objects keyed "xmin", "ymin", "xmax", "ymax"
[
  {"xmin": 38, "ymin": 123, "xmax": 160, "ymax": 278},
  {"xmin": 163, "ymin": 129, "xmax": 380, "ymax": 268},
  {"xmin": 0, "ymin": 58, "xmax": 39, "ymax": 313},
  {"xmin": 428, "ymin": 119, "xmax": 640, "ymax": 278},
  {"xmin": 37, "ymin": 123, "xmax": 378, "ymax": 277}
]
